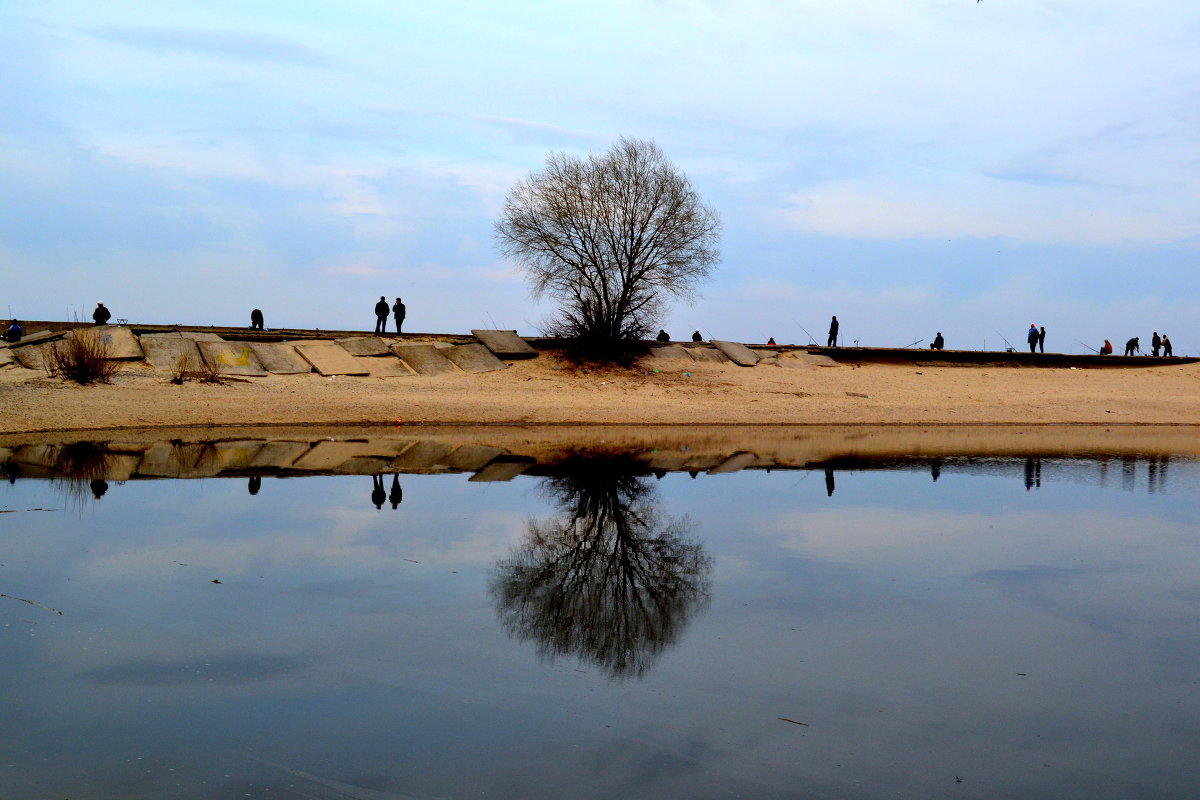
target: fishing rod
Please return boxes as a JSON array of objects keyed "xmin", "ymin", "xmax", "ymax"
[
  {"xmin": 793, "ymin": 319, "xmax": 817, "ymax": 345},
  {"xmin": 994, "ymin": 330, "xmax": 1016, "ymax": 352},
  {"xmin": 900, "ymin": 338, "xmax": 924, "ymax": 349},
  {"xmin": 1074, "ymin": 339, "xmax": 1100, "ymax": 354}
]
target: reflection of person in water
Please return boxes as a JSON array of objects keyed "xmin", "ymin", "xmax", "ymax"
[
  {"xmin": 4, "ymin": 461, "xmax": 18, "ymax": 484},
  {"xmin": 930, "ymin": 459, "xmax": 941, "ymax": 482},
  {"xmin": 491, "ymin": 453, "xmax": 711, "ymax": 679},
  {"xmin": 371, "ymin": 475, "xmax": 386, "ymax": 509},
  {"xmin": 1024, "ymin": 458, "xmax": 1041, "ymax": 491},
  {"xmin": 389, "ymin": 475, "xmax": 403, "ymax": 508},
  {"xmin": 248, "ymin": 476, "xmax": 261, "ymax": 495},
  {"xmin": 90, "ymin": 479, "xmax": 108, "ymax": 499},
  {"xmin": 825, "ymin": 469, "xmax": 835, "ymax": 496}
]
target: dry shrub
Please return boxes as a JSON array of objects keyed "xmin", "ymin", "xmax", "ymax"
[{"xmin": 45, "ymin": 330, "xmax": 123, "ymax": 384}]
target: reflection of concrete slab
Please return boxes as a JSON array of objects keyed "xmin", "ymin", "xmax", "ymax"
[
  {"xmin": 685, "ymin": 347, "xmax": 729, "ymax": 363},
  {"xmin": 197, "ymin": 342, "xmax": 268, "ymax": 377},
  {"xmin": 250, "ymin": 343, "xmax": 312, "ymax": 374},
  {"xmin": 445, "ymin": 343, "xmax": 507, "ymax": 373},
  {"xmin": 331, "ymin": 456, "xmax": 393, "ymax": 474},
  {"xmin": 12, "ymin": 444, "xmax": 58, "ymax": 469},
  {"xmin": 391, "ymin": 343, "xmax": 456, "ymax": 376},
  {"xmin": 101, "ymin": 453, "xmax": 141, "ymax": 481},
  {"xmin": 84, "ymin": 326, "xmax": 143, "ymax": 359},
  {"xmin": 137, "ymin": 442, "xmax": 223, "ymax": 478},
  {"xmin": 140, "ymin": 334, "xmax": 202, "ymax": 371},
  {"xmin": 646, "ymin": 452, "xmax": 693, "ymax": 471},
  {"xmin": 354, "ymin": 355, "xmax": 415, "ymax": 377},
  {"xmin": 292, "ymin": 342, "xmax": 370, "ymax": 376},
  {"xmin": 136, "ymin": 442, "xmax": 186, "ymax": 477},
  {"xmin": 711, "ymin": 340, "xmax": 761, "ymax": 366},
  {"xmin": 357, "ymin": 439, "xmax": 417, "ymax": 458},
  {"xmin": 389, "ymin": 440, "xmax": 455, "ymax": 470},
  {"xmin": 291, "ymin": 440, "xmax": 372, "ymax": 470},
  {"xmin": 648, "ymin": 346, "xmax": 690, "ymax": 359},
  {"xmin": 441, "ymin": 444, "xmax": 506, "ymax": 471},
  {"xmin": 246, "ymin": 440, "xmax": 310, "ymax": 469},
  {"xmin": 708, "ymin": 451, "xmax": 758, "ymax": 474},
  {"xmin": 470, "ymin": 329, "xmax": 538, "ymax": 358},
  {"xmin": 469, "ymin": 457, "xmax": 535, "ymax": 482},
  {"xmin": 335, "ymin": 336, "xmax": 391, "ymax": 356},
  {"xmin": 683, "ymin": 454, "xmax": 723, "ymax": 471}
]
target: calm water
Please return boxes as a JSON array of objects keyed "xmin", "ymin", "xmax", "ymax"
[{"xmin": 2, "ymin": 449, "xmax": 1199, "ymax": 799}]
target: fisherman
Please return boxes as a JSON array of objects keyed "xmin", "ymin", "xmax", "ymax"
[
  {"xmin": 1124, "ymin": 336, "xmax": 1140, "ymax": 356},
  {"xmin": 1027, "ymin": 324, "xmax": 1038, "ymax": 353},
  {"xmin": 656, "ymin": 330, "xmax": 670, "ymax": 342},
  {"xmin": 827, "ymin": 316, "xmax": 839, "ymax": 347},
  {"xmin": 1038, "ymin": 326, "xmax": 1046, "ymax": 353},
  {"xmin": 931, "ymin": 332, "xmax": 944, "ymax": 350},
  {"xmin": 93, "ymin": 302, "xmax": 111, "ymax": 325},
  {"xmin": 1100, "ymin": 339, "xmax": 1113, "ymax": 355},
  {"xmin": 392, "ymin": 297, "xmax": 406, "ymax": 335},
  {"xmin": 374, "ymin": 296, "xmax": 389, "ymax": 333},
  {"xmin": 767, "ymin": 337, "xmax": 776, "ymax": 346},
  {"xmin": 250, "ymin": 308, "xmax": 264, "ymax": 330},
  {"xmin": 1151, "ymin": 331, "xmax": 1161, "ymax": 357},
  {"xmin": 2, "ymin": 320, "xmax": 21, "ymax": 343},
  {"xmin": 691, "ymin": 330, "xmax": 703, "ymax": 343},
  {"xmin": 1162, "ymin": 334, "xmax": 1173, "ymax": 357}
]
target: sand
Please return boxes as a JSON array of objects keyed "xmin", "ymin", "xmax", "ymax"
[{"xmin": 2, "ymin": 349, "xmax": 1198, "ymax": 435}]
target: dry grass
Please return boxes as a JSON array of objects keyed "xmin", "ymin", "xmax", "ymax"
[
  {"xmin": 170, "ymin": 353, "xmax": 223, "ymax": 384},
  {"xmin": 44, "ymin": 331, "xmax": 123, "ymax": 385}
]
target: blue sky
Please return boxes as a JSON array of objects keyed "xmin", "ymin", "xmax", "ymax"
[{"xmin": 3, "ymin": 1, "xmax": 1198, "ymax": 352}]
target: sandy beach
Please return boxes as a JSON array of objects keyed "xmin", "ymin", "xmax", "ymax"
[{"xmin": 2, "ymin": 346, "xmax": 1198, "ymax": 435}]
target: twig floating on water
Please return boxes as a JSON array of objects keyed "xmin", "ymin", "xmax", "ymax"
[{"xmin": 1, "ymin": 593, "xmax": 64, "ymax": 615}]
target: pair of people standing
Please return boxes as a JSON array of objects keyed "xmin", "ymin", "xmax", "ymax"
[
  {"xmin": 1027, "ymin": 324, "xmax": 1046, "ymax": 353},
  {"xmin": 374, "ymin": 296, "xmax": 406, "ymax": 334},
  {"xmin": 1151, "ymin": 332, "xmax": 1173, "ymax": 357}
]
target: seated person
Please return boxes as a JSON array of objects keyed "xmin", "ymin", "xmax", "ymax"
[
  {"xmin": 2, "ymin": 320, "xmax": 22, "ymax": 343},
  {"xmin": 931, "ymin": 332, "xmax": 945, "ymax": 350}
]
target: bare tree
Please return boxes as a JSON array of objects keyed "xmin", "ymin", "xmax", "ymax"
[{"xmin": 494, "ymin": 137, "xmax": 720, "ymax": 355}]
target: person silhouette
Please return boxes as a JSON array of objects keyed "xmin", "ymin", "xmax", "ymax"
[
  {"xmin": 656, "ymin": 329, "xmax": 670, "ymax": 342},
  {"xmin": 389, "ymin": 474, "xmax": 403, "ymax": 508},
  {"xmin": 250, "ymin": 309, "xmax": 264, "ymax": 330},
  {"xmin": 90, "ymin": 479, "xmax": 108, "ymax": 499},
  {"xmin": 371, "ymin": 475, "xmax": 386, "ymax": 509},
  {"xmin": 691, "ymin": 330, "xmax": 703, "ymax": 342},
  {"xmin": 825, "ymin": 469, "xmax": 835, "ymax": 496},
  {"xmin": 827, "ymin": 316, "xmax": 839, "ymax": 347},
  {"xmin": 374, "ymin": 296, "xmax": 389, "ymax": 334},
  {"xmin": 1162, "ymin": 334, "xmax": 1173, "ymax": 357},
  {"xmin": 392, "ymin": 297, "xmax": 406, "ymax": 335},
  {"xmin": 248, "ymin": 476, "xmax": 261, "ymax": 495}
]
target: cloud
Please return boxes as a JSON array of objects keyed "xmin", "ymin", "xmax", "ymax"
[{"xmin": 90, "ymin": 26, "xmax": 337, "ymax": 68}]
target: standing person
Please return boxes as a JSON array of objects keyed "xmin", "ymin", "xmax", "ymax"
[
  {"xmin": 1151, "ymin": 331, "xmax": 1161, "ymax": 357},
  {"xmin": 1124, "ymin": 336, "xmax": 1140, "ymax": 356},
  {"xmin": 1038, "ymin": 326, "xmax": 1046, "ymax": 353},
  {"xmin": 392, "ymin": 297, "xmax": 406, "ymax": 334},
  {"xmin": 93, "ymin": 302, "xmax": 111, "ymax": 325},
  {"xmin": 1162, "ymin": 334, "xmax": 1173, "ymax": 357},
  {"xmin": 827, "ymin": 315, "xmax": 839, "ymax": 347},
  {"xmin": 1027, "ymin": 324, "xmax": 1038, "ymax": 353},
  {"xmin": 374, "ymin": 296, "xmax": 389, "ymax": 333},
  {"xmin": 250, "ymin": 308, "xmax": 264, "ymax": 330},
  {"xmin": 931, "ymin": 332, "xmax": 944, "ymax": 350}
]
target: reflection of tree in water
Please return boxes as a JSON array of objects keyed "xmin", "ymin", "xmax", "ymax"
[
  {"xmin": 51, "ymin": 441, "xmax": 114, "ymax": 508},
  {"xmin": 491, "ymin": 454, "xmax": 711, "ymax": 680}
]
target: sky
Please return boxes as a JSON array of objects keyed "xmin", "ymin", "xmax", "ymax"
[{"xmin": 3, "ymin": 0, "xmax": 1198, "ymax": 353}]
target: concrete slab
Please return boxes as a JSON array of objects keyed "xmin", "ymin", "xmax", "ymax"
[
  {"xmin": 469, "ymin": 457, "xmax": 535, "ymax": 482},
  {"xmin": 391, "ymin": 343, "xmax": 456, "ymax": 376},
  {"xmin": 441, "ymin": 444, "xmax": 506, "ymax": 471},
  {"xmin": 685, "ymin": 347, "xmax": 730, "ymax": 363},
  {"xmin": 291, "ymin": 440, "xmax": 372, "ymax": 470},
  {"xmin": 0, "ymin": 346, "xmax": 14, "ymax": 368},
  {"xmin": 389, "ymin": 441, "xmax": 455, "ymax": 470},
  {"xmin": 8, "ymin": 330, "xmax": 66, "ymax": 349},
  {"xmin": 711, "ymin": 340, "xmax": 761, "ymax": 366},
  {"xmin": 445, "ymin": 343, "xmax": 507, "ymax": 374},
  {"xmin": 182, "ymin": 332, "xmax": 224, "ymax": 342},
  {"xmin": 81, "ymin": 326, "xmax": 143, "ymax": 360},
  {"xmin": 708, "ymin": 451, "xmax": 758, "ymax": 475},
  {"xmin": 292, "ymin": 342, "xmax": 370, "ymax": 376},
  {"xmin": 12, "ymin": 342, "xmax": 52, "ymax": 370},
  {"xmin": 775, "ymin": 354, "xmax": 812, "ymax": 369},
  {"xmin": 140, "ymin": 334, "xmax": 203, "ymax": 372},
  {"xmin": 335, "ymin": 336, "xmax": 391, "ymax": 356},
  {"xmin": 250, "ymin": 342, "xmax": 312, "ymax": 374},
  {"xmin": 248, "ymin": 440, "xmax": 311, "ymax": 469},
  {"xmin": 794, "ymin": 353, "xmax": 840, "ymax": 367},
  {"xmin": 197, "ymin": 341, "xmax": 268, "ymax": 377},
  {"xmin": 648, "ymin": 345, "xmax": 691, "ymax": 359},
  {"xmin": 354, "ymin": 355, "xmax": 415, "ymax": 377},
  {"xmin": 470, "ymin": 329, "xmax": 538, "ymax": 358}
]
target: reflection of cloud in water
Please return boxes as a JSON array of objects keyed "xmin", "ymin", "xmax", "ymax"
[
  {"xmin": 83, "ymin": 654, "xmax": 304, "ymax": 686},
  {"xmin": 491, "ymin": 454, "xmax": 711, "ymax": 680}
]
